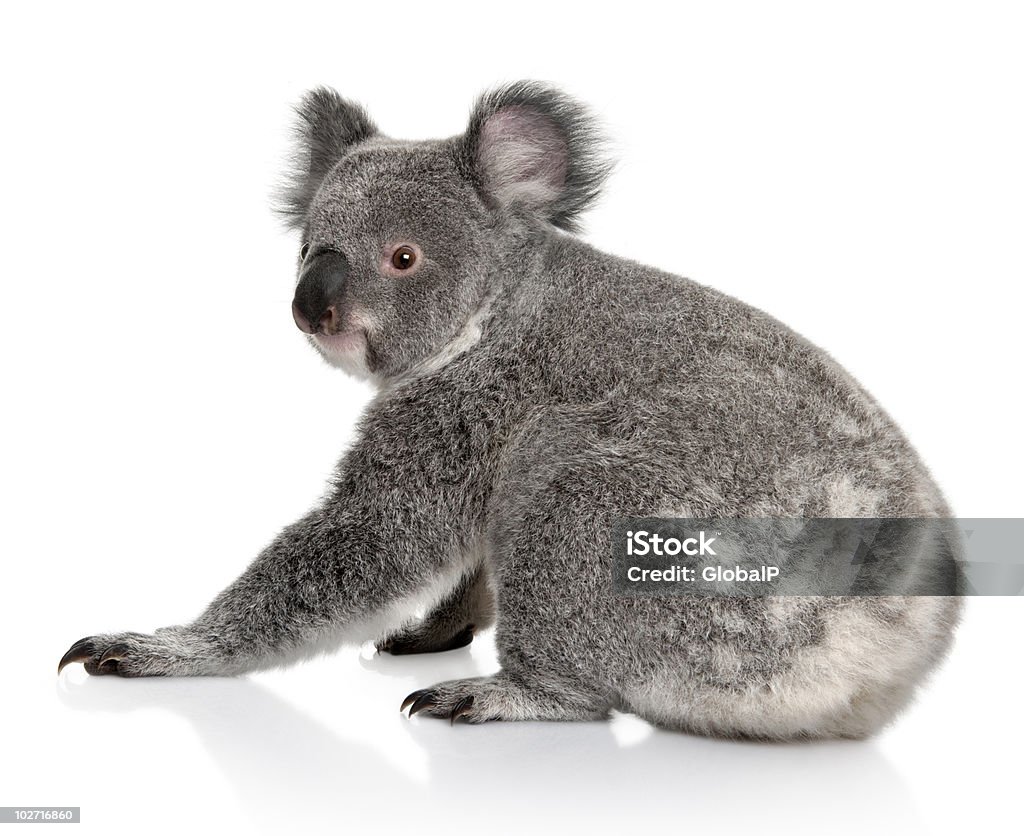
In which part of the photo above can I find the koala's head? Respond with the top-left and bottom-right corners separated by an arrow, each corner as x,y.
278,81 -> 610,381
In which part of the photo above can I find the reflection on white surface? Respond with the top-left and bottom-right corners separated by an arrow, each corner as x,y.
55,636 -> 922,836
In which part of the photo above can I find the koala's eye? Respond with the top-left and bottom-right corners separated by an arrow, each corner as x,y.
391,246 -> 417,271
382,242 -> 423,277
300,242 -> 310,261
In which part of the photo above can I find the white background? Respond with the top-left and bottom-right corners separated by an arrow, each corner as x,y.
2,2 -> 1022,834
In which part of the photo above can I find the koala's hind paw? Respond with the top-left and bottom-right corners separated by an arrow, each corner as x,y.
376,623 -> 476,656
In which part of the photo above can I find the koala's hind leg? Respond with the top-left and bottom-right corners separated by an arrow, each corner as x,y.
377,563 -> 496,655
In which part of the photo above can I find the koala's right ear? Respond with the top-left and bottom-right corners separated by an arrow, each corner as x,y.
277,87 -> 378,229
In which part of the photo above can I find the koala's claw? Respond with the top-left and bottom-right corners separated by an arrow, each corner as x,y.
58,636 -> 131,676
57,637 -> 97,674
450,696 -> 475,724
403,689 -> 438,717
402,687 -> 477,723
97,643 -> 130,668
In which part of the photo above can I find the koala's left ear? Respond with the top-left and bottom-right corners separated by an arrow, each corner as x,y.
277,87 -> 379,229
457,81 -> 612,232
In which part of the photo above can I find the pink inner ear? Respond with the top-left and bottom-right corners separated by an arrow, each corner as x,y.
478,106 -> 568,204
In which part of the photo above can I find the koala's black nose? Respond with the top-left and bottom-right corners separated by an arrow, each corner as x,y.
292,249 -> 350,335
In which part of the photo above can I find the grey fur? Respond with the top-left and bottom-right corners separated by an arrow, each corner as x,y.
59,82 -> 961,740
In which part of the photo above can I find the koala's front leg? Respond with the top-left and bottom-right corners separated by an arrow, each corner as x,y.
58,432 -> 475,677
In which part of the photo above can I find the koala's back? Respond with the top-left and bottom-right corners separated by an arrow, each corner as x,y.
507,235 -> 947,520
479,235 -> 961,740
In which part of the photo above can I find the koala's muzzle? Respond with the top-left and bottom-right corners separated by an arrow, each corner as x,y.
292,250 -> 350,335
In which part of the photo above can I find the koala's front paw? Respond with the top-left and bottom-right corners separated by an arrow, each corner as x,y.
401,674 -> 612,724
57,630 -> 193,677
402,681 -> 479,724
376,622 -> 476,656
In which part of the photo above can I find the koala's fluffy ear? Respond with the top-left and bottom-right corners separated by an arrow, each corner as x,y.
458,81 -> 612,232
278,87 -> 378,229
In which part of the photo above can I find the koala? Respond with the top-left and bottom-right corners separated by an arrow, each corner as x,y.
59,81 -> 961,740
